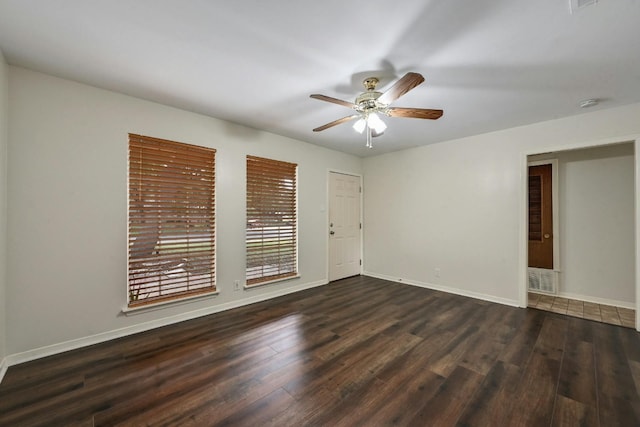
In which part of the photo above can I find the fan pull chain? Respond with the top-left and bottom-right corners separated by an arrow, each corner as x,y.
366,124 -> 372,149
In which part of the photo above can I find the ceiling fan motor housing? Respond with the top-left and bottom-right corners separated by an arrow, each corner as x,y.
363,77 -> 379,91
355,77 -> 387,114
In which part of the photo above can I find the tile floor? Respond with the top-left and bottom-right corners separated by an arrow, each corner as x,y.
528,292 -> 636,329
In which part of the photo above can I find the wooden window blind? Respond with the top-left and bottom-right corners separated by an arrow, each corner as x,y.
246,155 -> 298,286
128,134 -> 216,307
528,175 -> 543,241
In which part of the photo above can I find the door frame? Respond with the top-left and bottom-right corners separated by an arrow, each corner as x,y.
527,159 -> 560,272
519,135 -> 640,331
326,169 -> 364,282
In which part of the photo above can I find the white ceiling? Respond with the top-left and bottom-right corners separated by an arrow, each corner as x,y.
0,0 -> 639,156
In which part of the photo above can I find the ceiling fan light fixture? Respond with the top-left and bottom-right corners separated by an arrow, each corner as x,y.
353,118 -> 366,134
367,113 -> 387,133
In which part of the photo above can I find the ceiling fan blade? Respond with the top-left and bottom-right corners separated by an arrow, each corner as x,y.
313,114 -> 359,132
387,107 -> 443,120
377,72 -> 425,105
310,94 -> 356,109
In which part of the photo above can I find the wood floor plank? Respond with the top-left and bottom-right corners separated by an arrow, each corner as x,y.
456,360 -> 523,426
459,304 -> 518,375
593,322 -> 640,425
1,275 -> 638,426
325,332 -> 421,396
427,322 -> 483,377
303,377 -> 391,427
94,344 -> 278,425
207,387 -> 296,426
374,330 -> 455,384
408,365 -> 484,426
335,368 -> 445,426
619,324 -> 640,362
557,339 -> 597,407
499,308 -> 545,367
533,314 -> 568,360
629,360 -> 640,399
262,386 -> 337,427
551,395 -> 599,427
500,347 -> 563,425
279,327 -> 408,400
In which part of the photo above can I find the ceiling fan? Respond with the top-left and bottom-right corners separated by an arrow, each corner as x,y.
310,72 -> 443,148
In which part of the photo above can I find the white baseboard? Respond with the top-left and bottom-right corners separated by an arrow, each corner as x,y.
0,356 -> 7,384
2,279 -> 327,378
557,291 -> 635,309
363,271 -> 520,307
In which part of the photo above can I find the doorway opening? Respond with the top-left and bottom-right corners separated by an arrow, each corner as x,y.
527,161 -> 558,295
523,141 -> 638,330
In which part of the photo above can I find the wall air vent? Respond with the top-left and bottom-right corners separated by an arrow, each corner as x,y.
528,268 -> 558,294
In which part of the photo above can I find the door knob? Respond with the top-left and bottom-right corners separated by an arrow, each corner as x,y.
330,231 -> 335,235
544,234 -> 550,239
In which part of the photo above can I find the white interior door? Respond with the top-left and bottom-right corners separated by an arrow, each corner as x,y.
329,172 -> 361,281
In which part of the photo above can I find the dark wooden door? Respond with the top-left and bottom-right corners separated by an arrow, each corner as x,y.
528,164 -> 553,269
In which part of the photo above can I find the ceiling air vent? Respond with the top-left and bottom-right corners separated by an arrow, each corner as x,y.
570,0 -> 597,14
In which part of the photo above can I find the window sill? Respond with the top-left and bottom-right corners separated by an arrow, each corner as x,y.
244,274 -> 300,289
121,290 -> 219,316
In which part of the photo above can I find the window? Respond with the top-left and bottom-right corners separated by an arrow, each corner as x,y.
128,134 -> 216,307
246,155 -> 298,286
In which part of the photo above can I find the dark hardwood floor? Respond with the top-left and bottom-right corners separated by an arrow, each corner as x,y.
1,275 -> 639,426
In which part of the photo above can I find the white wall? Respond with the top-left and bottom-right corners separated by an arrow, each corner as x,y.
0,50 -> 8,368
556,144 -> 635,304
363,103 -> 640,305
5,65 -> 640,362
6,67 -> 361,357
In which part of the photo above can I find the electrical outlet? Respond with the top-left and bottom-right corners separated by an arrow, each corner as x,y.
434,268 -> 441,278
234,280 -> 241,291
